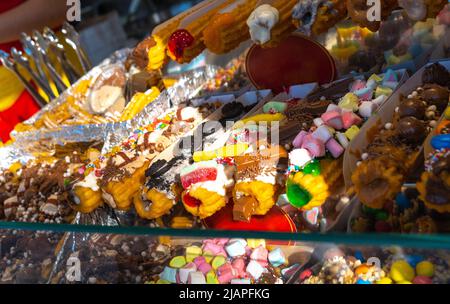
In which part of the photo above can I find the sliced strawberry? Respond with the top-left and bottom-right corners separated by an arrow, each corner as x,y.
168,29 -> 194,60
181,167 -> 217,189
183,192 -> 202,208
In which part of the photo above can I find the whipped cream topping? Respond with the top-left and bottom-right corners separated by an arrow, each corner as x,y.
247,4 -> 279,45
190,163 -> 234,196
75,172 -> 100,191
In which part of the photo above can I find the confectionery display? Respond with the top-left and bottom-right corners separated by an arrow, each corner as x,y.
2,0 -> 450,285
297,246 -> 450,284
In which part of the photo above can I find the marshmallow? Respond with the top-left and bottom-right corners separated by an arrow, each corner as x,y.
202,242 -> 227,259
268,248 -> 286,267
372,94 -> 387,107
366,79 -> 378,89
188,271 -> 206,284
312,125 -> 334,143
382,69 -> 398,89
321,111 -> 344,130
217,263 -> 236,284
350,79 -> 367,92
229,238 -> 247,247
338,93 -> 359,112
292,130 -> 308,148
375,86 -> 393,98
354,87 -> 374,101
179,263 -> 197,284
345,125 -> 360,140
336,132 -> 350,148
225,240 -> 246,257
247,239 -> 266,249
246,260 -> 266,280
193,256 -> 207,267
250,245 -> 269,267
289,148 -> 312,168
206,271 -> 219,284
368,73 -> 383,83
185,246 -> 202,262
359,101 -> 378,118
197,261 -> 212,275
231,279 -> 252,284
160,266 -> 177,283
232,258 -> 247,277
301,135 -> 326,157
326,138 -> 345,158
211,255 -> 226,270
169,256 -> 187,268
342,111 -> 363,129
313,117 -> 324,127
212,238 -> 230,245
326,103 -> 341,113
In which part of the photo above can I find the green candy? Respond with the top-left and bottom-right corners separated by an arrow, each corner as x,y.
287,180 -> 312,208
169,256 -> 186,268
302,160 -> 321,176
375,211 -> 389,221
263,101 -> 288,114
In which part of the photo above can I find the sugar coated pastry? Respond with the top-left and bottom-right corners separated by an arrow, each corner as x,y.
417,149 -> 450,213
292,0 -> 347,36
166,0 -> 236,64
232,143 -> 288,222
203,0 -> 259,54
181,160 -> 235,219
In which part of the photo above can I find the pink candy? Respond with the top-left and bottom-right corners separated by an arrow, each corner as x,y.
202,242 -> 227,257
321,111 -> 344,130
301,135 -> 325,157
326,138 -> 344,158
250,245 -> 269,267
194,256 -> 207,267
217,263 -> 237,284
232,258 -> 247,278
197,262 -> 212,275
342,111 -> 363,129
292,131 -> 308,148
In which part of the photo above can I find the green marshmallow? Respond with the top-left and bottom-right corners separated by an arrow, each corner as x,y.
185,246 -> 202,262
211,256 -> 226,270
169,256 -> 187,268
206,271 -> 219,284
375,86 -> 393,98
263,101 -> 288,114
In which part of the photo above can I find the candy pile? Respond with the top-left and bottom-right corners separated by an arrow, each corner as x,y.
153,239 -> 296,284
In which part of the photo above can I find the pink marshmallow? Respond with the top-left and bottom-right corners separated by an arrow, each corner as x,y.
350,79 -> 366,92
292,130 -> 308,148
202,242 -> 227,257
321,111 -> 344,130
342,111 -> 363,129
217,263 -> 236,284
250,245 -> 269,267
194,256 -> 207,267
301,135 -> 326,158
213,238 -> 229,245
232,258 -> 247,278
326,138 -> 345,158
197,262 -> 212,275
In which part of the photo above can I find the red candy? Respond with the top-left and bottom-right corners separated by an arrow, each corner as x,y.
168,29 -> 195,60
183,193 -> 202,208
413,276 -> 433,284
181,167 -> 217,189
375,220 -> 392,232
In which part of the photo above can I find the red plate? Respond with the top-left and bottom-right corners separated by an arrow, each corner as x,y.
245,33 -> 337,94
203,203 -> 297,245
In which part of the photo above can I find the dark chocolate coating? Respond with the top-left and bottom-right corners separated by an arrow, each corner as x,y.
396,116 -> 426,144
398,98 -> 426,119
422,63 -> 450,89
221,101 -> 244,119
422,84 -> 449,113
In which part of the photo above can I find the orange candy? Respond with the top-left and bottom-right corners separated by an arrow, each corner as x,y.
355,264 -> 370,275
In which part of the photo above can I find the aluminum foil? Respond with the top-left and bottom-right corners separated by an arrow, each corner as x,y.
0,142 -> 34,169
101,65 -> 218,153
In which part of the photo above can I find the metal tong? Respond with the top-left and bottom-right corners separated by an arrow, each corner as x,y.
0,51 -> 47,108
32,30 -> 68,94
42,27 -> 81,84
61,22 -> 92,74
9,47 -> 56,100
